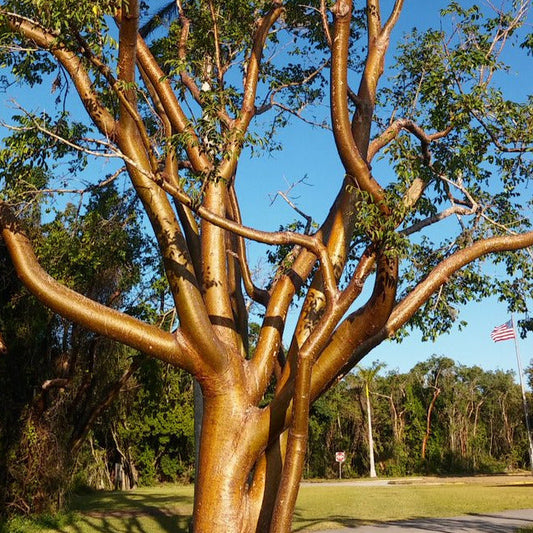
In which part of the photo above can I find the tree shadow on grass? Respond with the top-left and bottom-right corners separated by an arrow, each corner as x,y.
56,489 -> 194,533
292,512 -> 533,532
291,507 -> 366,532
492,483 -> 533,488
66,512 -> 190,533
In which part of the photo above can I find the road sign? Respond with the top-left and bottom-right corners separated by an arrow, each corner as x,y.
335,451 -> 346,463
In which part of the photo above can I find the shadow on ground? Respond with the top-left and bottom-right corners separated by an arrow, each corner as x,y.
293,511 -> 533,532
61,490 -> 194,533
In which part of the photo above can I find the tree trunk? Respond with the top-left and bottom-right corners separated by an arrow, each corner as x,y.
422,387 -> 440,460
192,393 -> 262,532
365,383 -> 377,478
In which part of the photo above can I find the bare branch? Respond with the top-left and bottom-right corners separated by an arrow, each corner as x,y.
269,176 -> 314,234
401,205 -> 477,236
258,101 -> 331,130
368,118 -> 453,162
41,378 -> 70,391
320,0 -> 333,47
470,110 -> 533,153
256,60 -> 329,116
228,187 -> 270,307
157,173 -> 338,301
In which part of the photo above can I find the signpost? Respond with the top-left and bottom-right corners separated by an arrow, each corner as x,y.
335,451 -> 346,479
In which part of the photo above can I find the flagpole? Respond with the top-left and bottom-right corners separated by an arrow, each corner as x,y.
511,315 -> 533,473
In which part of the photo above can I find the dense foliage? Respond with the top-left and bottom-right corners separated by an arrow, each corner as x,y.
0,185 -> 150,514
307,357 -> 533,478
70,355 -> 533,487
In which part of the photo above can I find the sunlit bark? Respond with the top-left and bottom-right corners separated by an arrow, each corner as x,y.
1,0 -> 532,530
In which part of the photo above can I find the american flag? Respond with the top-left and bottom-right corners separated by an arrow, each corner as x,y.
490,320 -> 516,342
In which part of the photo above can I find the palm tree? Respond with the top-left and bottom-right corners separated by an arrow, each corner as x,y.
356,361 -> 385,478
139,2 -> 178,39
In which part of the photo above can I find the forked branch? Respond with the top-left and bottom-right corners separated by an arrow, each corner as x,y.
346,230 -> 533,372
330,0 -> 389,211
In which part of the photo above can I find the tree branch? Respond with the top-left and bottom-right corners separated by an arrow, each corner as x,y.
0,202 -> 192,369
135,35 -> 212,174
381,0 -> 404,39
201,178 -> 240,351
347,230 -> 533,373
401,205 -> 477,236
320,0 -> 333,48
368,119 -> 453,162
2,11 -> 116,137
159,173 -> 337,294
208,0 -> 224,89
271,249 -> 378,531
260,250 -> 398,457
228,187 -> 270,307
330,0 -> 388,211
219,3 -> 284,180
107,8 -> 227,375
310,251 -> 398,393
70,357 -> 141,455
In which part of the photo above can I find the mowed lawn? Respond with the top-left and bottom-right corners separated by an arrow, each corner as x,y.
9,475 -> 533,532
295,477 -> 533,531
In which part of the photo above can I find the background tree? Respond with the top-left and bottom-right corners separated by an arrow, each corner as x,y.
110,359 -> 195,487
355,361 -> 385,478
410,356 -> 455,462
305,356 -> 532,478
373,369 -> 410,473
0,183 -> 151,514
1,0 -> 532,531
306,380 -> 360,478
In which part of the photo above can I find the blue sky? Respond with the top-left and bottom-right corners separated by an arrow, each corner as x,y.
1,1 -> 531,381
233,1 -> 533,379
235,118 -> 533,380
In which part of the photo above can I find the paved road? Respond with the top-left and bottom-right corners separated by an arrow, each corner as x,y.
316,508 -> 533,532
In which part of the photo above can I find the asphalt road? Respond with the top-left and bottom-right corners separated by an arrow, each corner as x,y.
316,508 -> 533,532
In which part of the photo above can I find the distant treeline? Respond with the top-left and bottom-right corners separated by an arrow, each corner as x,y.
308,356 -> 533,478
83,354 -> 533,487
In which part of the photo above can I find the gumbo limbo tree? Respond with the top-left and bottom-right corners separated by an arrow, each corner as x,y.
1,0 -> 533,530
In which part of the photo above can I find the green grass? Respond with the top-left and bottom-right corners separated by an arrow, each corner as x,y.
294,481 -> 533,531
3,477 -> 532,532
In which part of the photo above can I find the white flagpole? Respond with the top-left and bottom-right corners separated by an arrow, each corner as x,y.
511,315 -> 533,473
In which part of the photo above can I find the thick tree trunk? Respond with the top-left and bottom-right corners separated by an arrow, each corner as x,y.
191,390 -> 290,533
192,394 -> 259,532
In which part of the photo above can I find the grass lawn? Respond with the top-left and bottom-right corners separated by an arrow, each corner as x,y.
4,475 -> 532,532
295,478 -> 533,531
